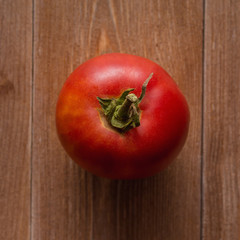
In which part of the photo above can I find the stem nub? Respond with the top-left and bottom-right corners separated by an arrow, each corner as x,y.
97,73 -> 153,133
116,94 -> 138,120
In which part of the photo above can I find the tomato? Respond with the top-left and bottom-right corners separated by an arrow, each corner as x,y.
56,53 -> 190,179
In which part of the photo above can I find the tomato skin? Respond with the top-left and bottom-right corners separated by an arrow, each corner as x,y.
56,53 -> 190,179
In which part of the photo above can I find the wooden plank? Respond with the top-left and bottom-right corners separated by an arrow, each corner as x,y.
32,1 -> 92,239
0,0 -> 32,240
32,0 -> 203,239
203,0 -> 240,239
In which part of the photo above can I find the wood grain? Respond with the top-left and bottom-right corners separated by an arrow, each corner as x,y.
2,0 -> 240,239
0,0 -> 32,240
203,0 -> 240,239
32,1 -> 88,239
32,0 -> 203,239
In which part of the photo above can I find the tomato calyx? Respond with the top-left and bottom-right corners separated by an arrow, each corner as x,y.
97,73 -> 153,133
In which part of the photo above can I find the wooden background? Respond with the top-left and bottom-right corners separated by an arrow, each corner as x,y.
0,0 -> 239,239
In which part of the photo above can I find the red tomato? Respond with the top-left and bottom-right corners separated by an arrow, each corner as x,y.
56,53 -> 190,179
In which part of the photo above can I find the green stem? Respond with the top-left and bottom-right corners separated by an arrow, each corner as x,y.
116,94 -> 138,120
97,73 -> 153,133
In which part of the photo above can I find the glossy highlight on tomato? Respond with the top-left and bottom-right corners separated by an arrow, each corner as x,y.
56,53 -> 190,179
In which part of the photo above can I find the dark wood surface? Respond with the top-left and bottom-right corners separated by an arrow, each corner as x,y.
0,0 -> 32,240
203,0 -> 240,239
0,0 -> 239,239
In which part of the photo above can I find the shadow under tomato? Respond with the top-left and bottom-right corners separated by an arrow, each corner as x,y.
78,156 -> 199,240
